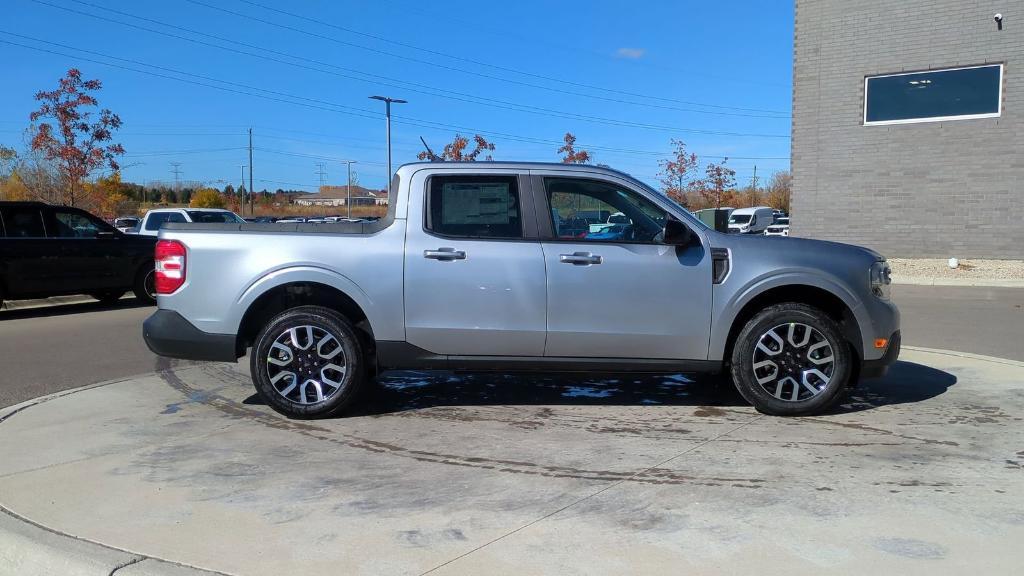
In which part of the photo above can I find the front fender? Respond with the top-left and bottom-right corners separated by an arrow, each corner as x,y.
708,270 -> 870,361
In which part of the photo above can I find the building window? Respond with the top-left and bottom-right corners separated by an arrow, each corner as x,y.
864,64 -> 1002,125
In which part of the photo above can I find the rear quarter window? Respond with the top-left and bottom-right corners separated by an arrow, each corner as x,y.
0,207 -> 46,237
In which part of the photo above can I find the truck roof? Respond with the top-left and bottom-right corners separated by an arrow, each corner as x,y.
398,161 -> 641,183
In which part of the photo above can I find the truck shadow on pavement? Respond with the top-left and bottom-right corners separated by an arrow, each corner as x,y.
240,360 -> 955,417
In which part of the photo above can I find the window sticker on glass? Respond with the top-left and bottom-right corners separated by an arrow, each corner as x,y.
441,182 -> 513,225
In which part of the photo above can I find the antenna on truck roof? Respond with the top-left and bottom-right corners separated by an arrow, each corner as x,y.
419,136 -> 443,162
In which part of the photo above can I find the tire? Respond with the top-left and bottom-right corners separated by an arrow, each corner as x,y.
90,291 -> 126,304
133,266 -> 156,304
729,303 -> 852,416
250,305 -> 365,419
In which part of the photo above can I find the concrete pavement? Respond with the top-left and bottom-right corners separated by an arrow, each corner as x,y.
1,347 -> 1022,575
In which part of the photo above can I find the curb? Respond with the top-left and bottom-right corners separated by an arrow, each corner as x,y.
0,507 -> 227,576
1,369 -> 225,575
893,277 -> 1024,287
1,349 -> 1022,575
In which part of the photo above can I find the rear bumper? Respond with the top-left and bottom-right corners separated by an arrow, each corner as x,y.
143,309 -> 237,362
860,330 -> 901,379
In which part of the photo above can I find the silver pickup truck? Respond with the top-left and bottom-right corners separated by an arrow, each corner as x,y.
143,162 -> 899,418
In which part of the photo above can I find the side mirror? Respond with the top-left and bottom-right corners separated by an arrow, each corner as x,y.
663,216 -> 693,246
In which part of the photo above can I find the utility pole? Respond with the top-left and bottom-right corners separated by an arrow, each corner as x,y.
315,162 -> 328,188
240,164 -> 247,214
248,128 -> 254,216
750,164 -> 759,207
344,160 -> 357,219
170,162 -> 183,200
369,95 -> 407,194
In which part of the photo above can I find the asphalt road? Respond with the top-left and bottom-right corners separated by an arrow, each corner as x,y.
0,285 -> 1021,408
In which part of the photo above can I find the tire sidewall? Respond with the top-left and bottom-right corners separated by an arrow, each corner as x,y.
250,305 -> 363,419
133,266 -> 157,304
731,304 -> 851,416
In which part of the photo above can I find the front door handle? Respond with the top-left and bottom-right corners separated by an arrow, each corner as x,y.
559,252 -> 602,265
424,248 -> 467,261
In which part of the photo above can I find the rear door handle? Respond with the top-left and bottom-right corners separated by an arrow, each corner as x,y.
424,248 -> 467,261
559,252 -> 602,265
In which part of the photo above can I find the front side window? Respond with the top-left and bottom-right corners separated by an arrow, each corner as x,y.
546,178 -> 666,243
426,175 -> 522,239
864,64 -> 1002,125
52,210 -> 103,238
1,207 -> 45,237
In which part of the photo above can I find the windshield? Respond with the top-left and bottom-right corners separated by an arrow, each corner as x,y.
186,211 -> 244,223
114,218 -> 138,226
775,217 -> 789,225
729,214 -> 752,224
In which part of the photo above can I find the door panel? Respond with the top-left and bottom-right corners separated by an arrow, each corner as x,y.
533,172 -> 713,360
542,242 -> 711,359
403,171 -> 547,356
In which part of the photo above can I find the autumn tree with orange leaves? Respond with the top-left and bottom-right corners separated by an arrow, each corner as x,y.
418,134 -> 495,161
557,132 -> 592,164
658,139 -> 699,207
29,69 -> 124,207
695,158 -> 737,209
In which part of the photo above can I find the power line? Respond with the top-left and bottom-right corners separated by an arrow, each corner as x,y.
48,0 -> 788,121
184,0 -> 789,116
0,31 -> 787,140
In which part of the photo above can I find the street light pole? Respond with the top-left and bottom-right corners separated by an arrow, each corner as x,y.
369,95 -> 407,194
344,160 -> 357,219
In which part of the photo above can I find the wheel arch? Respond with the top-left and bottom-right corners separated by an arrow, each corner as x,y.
714,280 -> 865,368
236,281 -> 376,361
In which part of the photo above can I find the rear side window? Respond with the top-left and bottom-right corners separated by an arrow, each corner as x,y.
426,175 -> 522,239
0,207 -> 45,238
186,211 -> 242,223
144,212 -> 186,231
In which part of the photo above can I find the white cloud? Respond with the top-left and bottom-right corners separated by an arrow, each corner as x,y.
616,47 -> 646,59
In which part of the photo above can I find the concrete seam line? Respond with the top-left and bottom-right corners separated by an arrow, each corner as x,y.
0,504 -> 235,576
902,345 -> 1024,368
418,414 -> 765,575
108,556 -> 146,575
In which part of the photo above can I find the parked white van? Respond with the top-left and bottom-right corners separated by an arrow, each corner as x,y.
727,206 -> 774,234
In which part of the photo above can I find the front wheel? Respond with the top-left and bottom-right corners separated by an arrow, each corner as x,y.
730,303 -> 852,416
250,305 -> 365,419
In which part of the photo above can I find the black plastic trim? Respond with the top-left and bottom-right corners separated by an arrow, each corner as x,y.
376,341 -> 721,374
860,330 -> 901,379
143,309 -> 238,362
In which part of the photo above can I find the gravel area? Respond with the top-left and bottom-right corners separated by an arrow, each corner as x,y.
889,258 -> 1024,280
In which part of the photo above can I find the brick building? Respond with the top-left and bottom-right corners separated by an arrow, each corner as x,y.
792,0 -> 1022,258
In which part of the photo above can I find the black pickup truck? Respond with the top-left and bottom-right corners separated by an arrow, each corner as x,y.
0,201 -> 156,308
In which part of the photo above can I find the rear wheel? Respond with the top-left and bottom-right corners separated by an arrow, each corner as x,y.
250,305 -> 365,419
133,266 -> 156,304
90,291 -> 126,304
730,303 -> 851,416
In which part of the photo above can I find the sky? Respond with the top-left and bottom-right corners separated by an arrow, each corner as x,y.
0,0 -> 794,193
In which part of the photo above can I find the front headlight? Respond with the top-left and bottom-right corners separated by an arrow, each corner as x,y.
870,260 -> 892,299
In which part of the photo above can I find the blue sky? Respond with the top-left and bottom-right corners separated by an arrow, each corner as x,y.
0,0 -> 794,192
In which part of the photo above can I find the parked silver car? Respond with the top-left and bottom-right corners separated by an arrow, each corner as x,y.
143,163 -> 899,418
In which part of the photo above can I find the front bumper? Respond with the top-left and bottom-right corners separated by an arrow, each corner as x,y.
860,330 -> 901,379
143,309 -> 238,362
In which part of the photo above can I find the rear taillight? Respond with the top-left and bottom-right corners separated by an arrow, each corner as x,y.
155,240 -> 186,294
